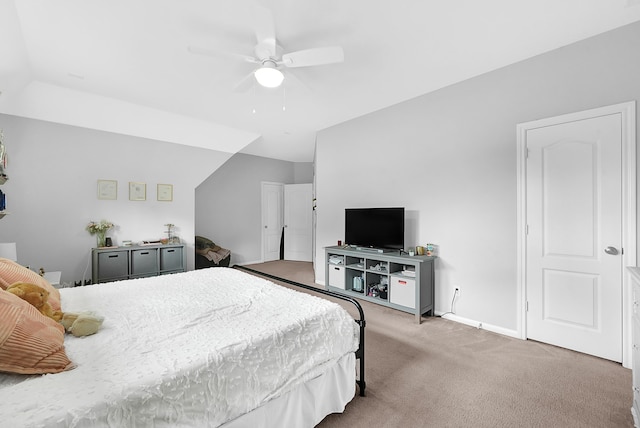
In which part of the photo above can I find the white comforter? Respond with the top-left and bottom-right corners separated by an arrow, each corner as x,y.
0,268 -> 359,427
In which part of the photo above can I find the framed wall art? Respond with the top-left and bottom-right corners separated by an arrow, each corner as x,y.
157,183 -> 173,202
97,179 -> 117,200
129,182 -> 146,201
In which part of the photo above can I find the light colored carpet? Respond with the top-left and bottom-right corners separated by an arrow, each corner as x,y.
242,261 -> 634,428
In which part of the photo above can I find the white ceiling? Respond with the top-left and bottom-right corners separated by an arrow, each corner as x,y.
1,0 -> 640,162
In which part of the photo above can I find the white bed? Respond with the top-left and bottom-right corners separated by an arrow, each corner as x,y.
0,268 -> 360,427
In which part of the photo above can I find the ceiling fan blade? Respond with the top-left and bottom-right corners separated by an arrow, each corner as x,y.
232,71 -> 257,93
281,69 -> 312,93
187,45 -> 257,64
281,46 -> 344,68
252,5 -> 277,58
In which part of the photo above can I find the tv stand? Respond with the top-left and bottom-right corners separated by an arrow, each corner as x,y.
325,246 -> 435,323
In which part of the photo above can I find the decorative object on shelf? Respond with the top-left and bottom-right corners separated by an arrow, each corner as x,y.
157,184 -> 173,202
371,262 -> 387,272
425,243 -> 436,256
162,223 -> 173,244
129,182 -> 146,201
352,275 -> 364,292
97,179 -> 117,200
401,266 -> 416,277
329,255 -> 344,265
86,220 -> 115,248
163,223 -> 181,244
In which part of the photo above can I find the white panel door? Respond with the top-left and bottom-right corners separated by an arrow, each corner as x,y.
261,182 -> 283,262
284,183 -> 312,261
525,112 -> 622,362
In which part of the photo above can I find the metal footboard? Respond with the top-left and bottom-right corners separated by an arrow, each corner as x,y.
234,265 -> 366,397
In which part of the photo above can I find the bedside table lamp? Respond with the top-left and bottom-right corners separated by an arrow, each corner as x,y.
0,242 -> 17,261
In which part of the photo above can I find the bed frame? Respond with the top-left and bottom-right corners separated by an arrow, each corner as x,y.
234,265 -> 366,397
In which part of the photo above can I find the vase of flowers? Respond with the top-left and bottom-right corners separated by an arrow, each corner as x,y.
86,220 -> 114,248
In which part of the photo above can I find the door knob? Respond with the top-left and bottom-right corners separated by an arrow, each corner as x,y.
604,246 -> 619,255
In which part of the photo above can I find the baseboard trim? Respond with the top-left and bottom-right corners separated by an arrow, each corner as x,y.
436,312 -> 520,339
235,260 -> 264,267
274,268 -> 521,340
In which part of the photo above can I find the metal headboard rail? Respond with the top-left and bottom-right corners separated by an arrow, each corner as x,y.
234,264 -> 366,396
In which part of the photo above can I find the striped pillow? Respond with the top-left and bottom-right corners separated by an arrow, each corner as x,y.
0,290 -> 74,374
0,258 -> 61,312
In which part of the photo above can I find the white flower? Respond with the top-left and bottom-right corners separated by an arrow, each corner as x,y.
86,220 -> 114,235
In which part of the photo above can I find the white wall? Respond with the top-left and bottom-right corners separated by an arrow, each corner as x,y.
315,21 -> 640,333
195,153 -> 312,265
294,162 -> 313,183
0,114 -> 231,284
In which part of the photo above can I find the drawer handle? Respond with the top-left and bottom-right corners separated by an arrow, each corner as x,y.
167,249 -> 175,253
398,280 -> 407,285
333,267 -> 340,271
140,252 -> 149,255
108,255 -> 118,258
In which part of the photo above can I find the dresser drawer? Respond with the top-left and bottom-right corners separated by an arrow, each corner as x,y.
96,251 -> 128,281
160,247 -> 183,272
131,248 -> 158,276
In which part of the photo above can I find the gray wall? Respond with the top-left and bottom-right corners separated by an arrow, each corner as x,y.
0,114 -> 231,284
294,162 -> 314,183
195,153 -> 313,265
315,21 -> 640,334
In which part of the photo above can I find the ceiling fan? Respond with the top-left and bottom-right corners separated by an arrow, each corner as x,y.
188,6 -> 344,89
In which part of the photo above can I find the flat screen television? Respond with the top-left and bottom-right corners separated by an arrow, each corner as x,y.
345,207 -> 405,250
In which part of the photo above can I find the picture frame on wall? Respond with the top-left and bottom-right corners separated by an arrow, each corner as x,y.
129,182 -> 146,201
97,179 -> 117,200
157,183 -> 173,202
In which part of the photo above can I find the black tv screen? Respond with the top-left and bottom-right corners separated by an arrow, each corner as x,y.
345,207 -> 405,250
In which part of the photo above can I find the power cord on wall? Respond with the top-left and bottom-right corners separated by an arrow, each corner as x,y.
438,287 -> 459,318
81,247 -> 92,286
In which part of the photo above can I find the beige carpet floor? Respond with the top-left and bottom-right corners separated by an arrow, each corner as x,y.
242,260 -> 634,428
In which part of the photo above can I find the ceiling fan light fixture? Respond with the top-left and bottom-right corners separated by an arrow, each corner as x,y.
254,61 -> 284,88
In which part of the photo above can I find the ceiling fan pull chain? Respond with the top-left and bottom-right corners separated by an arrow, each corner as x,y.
252,84 -> 257,114
282,85 -> 286,112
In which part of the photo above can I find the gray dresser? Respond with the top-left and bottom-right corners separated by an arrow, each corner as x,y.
92,244 -> 185,284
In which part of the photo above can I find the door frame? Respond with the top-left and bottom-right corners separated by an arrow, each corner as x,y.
516,101 -> 636,368
283,183 -> 313,262
261,181 -> 284,263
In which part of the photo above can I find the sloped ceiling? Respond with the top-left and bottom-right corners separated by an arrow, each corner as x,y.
1,0 -> 640,161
